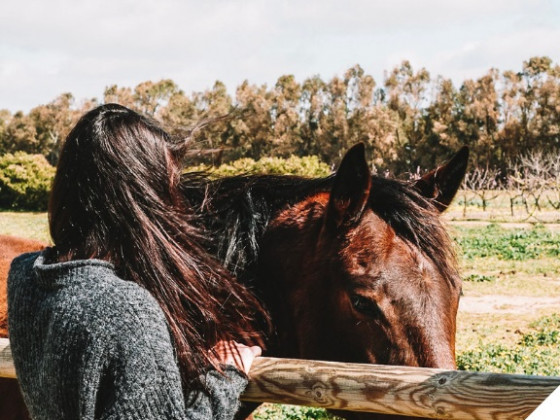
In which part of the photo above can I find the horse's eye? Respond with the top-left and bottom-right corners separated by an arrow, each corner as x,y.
350,294 -> 382,318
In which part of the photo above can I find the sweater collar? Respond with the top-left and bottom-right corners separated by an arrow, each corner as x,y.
33,252 -> 116,287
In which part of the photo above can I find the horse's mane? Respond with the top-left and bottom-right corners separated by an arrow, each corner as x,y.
180,172 -> 459,288
181,174 -> 334,277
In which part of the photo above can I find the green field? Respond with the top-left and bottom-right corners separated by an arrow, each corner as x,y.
450,222 -> 560,376
0,211 -> 50,243
2,206 -> 559,419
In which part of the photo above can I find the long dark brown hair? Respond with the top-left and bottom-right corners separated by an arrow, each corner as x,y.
48,103 -> 265,391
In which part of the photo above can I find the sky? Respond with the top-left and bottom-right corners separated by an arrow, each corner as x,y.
1,0 -> 559,113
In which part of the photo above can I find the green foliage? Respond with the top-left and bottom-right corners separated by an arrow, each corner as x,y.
521,314 -> 560,346
464,274 -> 496,282
454,224 -> 560,260
4,56 -> 560,171
254,404 -> 340,420
0,211 -> 50,242
0,152 -> 55,210
187,155 -> 331,178
457,313 -> 560,376
521,330 -> 560,347
528,313 -> 560,330
457,344 -> 560,376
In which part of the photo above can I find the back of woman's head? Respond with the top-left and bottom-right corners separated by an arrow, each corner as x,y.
50,103 -> 180,256
49,103 -> 265,390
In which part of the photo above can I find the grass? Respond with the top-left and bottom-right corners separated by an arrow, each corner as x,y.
453,223 -> 560,297
2,210 -> 560,418
254,405 -> 341,420
456,310 -> 556,352
456,313 -> 560,376
451,222 -> 560,379
452,223 -> 560,260
459,256 -> 560,297
0,210 -> 50,243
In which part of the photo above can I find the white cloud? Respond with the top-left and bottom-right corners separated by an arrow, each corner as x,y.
0,0 -> 558,112
427,26 -> 560,84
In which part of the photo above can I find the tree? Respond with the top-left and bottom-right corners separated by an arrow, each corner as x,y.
133,79 -> 180,117
270,75 -> 302,157
499,56 -> 559,163
190,81 -> 234,163
3,112 -> 37,154
229,81 -> 273,160
28,93 -> 83,164
456,69 -> 500,168
103,84 -> 135,109
384,60 -> 431,171
159,91 -> 200,135
320,75 -> 350,162
464,167 -> 501,212
299,75 -> 328,157
422,77 -> 463,169
0,109 -> 12,154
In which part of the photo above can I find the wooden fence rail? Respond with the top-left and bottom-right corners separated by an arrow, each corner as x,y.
1,338 -> 559,419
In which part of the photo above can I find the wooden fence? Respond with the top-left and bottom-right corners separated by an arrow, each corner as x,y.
1,337 -> 559,419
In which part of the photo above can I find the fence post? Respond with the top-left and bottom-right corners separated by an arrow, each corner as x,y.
2,338 -> 560,419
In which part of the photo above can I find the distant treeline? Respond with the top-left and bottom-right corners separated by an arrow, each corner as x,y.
0,56 -> 558,172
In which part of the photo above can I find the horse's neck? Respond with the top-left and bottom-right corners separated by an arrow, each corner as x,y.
256,195 -> 329,357
189,175 -> 333,282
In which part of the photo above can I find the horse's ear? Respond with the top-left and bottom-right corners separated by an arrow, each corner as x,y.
325,143 -> 372,229
414,146 -> 469,212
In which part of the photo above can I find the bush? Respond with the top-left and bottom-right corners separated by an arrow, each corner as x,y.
0,152 -> 55,211
454,223 -> 560,260
457,314 -> 560,376
463,274 -> 496,282
254,404 -> 340,420
187,155 -> 331,178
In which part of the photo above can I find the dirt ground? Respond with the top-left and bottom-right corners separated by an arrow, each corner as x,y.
460,295 -> 560,314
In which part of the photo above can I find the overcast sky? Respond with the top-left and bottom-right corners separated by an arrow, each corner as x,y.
1,0 -> 559,113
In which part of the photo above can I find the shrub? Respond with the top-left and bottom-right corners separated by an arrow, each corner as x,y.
187,155 -> 331,178
521,314 -> 560,346
454,223 -> 560,260
0,152 -> 55,211
464,274 -> 496,282
457,343 -> 560,376
254,404 -> 340,420
457,314 -> 560,376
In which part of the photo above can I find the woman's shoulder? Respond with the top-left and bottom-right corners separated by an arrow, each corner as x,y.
9,251 -> 167,334
9,251 -> 41,275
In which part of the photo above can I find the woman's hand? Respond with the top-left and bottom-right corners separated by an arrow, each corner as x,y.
212,341 -> 262,374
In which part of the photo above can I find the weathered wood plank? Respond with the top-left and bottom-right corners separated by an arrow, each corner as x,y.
0,337 -> 15,379
1,338 -> 559,419
244,357 -> 560,419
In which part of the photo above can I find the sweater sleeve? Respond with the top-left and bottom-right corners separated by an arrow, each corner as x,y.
193,366 -> 248,420
97,287 -> 247,420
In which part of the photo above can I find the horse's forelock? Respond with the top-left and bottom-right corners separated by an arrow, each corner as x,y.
367,176 -> 460,289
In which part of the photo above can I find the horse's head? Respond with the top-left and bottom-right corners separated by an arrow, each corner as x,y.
259,144 -> 467,418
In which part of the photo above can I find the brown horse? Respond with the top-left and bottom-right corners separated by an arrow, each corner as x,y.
1,235 -> 46,420
0,236 -> 47,337
1,144 -> 468,420
184,143 -> 468,419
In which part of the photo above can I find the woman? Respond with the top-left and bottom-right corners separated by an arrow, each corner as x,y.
8,103 -> 266,419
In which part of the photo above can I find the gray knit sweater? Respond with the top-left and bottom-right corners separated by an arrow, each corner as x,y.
8,252 -> 248,420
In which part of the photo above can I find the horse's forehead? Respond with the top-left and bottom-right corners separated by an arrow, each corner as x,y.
345,211 -> 395,253
343,211 -> 435,278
